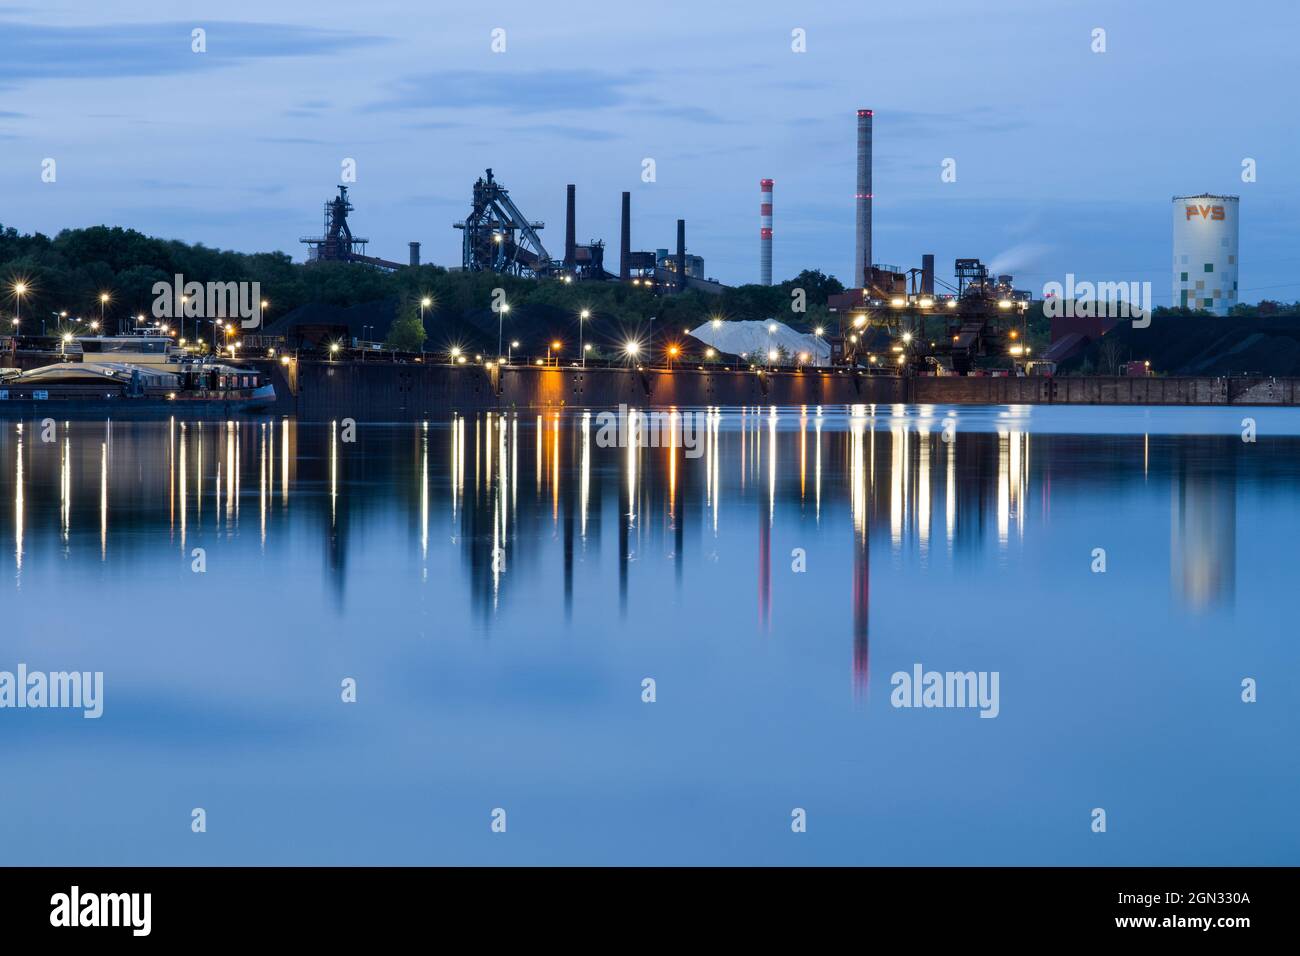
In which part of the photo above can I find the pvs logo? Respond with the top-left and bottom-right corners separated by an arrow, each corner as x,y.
1185,204 -> 1225,221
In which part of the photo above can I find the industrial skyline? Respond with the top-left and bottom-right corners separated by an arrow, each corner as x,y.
0,1 -> 1295,304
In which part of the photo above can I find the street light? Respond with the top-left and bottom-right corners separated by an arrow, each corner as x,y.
12,282 -> 26,326
548,340 -> 561,365
329,342 -> 340,362
579,309 -> 590,367
498,302 -> 510,361
509,340 -> 520,364
99,292 -> 110,331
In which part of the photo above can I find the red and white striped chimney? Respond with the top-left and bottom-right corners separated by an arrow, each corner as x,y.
760,178 -> 774,286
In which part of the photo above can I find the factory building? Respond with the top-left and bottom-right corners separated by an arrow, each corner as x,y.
1172,194 -> 1239,315
656,249 -> 705,279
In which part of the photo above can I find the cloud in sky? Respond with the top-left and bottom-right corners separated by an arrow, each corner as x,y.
0,19 -> 385,88
373,68 -> 641,112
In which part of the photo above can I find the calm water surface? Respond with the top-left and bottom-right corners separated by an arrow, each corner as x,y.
1,404 -> 1297,865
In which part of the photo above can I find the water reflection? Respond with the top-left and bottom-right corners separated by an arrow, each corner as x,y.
0,410 -> 1289,678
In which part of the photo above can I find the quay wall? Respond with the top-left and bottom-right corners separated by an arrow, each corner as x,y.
207,360 -> 1300,420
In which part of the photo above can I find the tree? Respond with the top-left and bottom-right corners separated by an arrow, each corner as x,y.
386,298 -> 427,352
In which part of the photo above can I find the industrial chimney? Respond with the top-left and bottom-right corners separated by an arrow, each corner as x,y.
409,241 -> 421,268
676,219 -> 686,292
760,179 -> 773,286
855,108 -> 873,290
564,184 -> 576,270
620,191 -> 631,281
921,253 -> 934,296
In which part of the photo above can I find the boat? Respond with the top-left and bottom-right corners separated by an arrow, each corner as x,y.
0,336 -> 276,416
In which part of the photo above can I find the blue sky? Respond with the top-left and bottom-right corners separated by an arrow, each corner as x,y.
0,0 -> 1296,303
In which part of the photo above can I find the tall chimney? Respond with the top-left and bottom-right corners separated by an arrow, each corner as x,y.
620,191 -> 631,281
564,184 -> 576,270
676,219 -> 687,292
760,179 -> 774,286
921,253 -> 934,295
854,108 -> 873,290
409,241 -> 420,267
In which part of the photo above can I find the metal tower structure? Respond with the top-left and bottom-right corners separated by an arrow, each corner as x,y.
298,185 -> 409,270
301,185 -> 369,262
453,169 -> 552,277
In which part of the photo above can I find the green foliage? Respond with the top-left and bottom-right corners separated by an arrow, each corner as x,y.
385,297 -> 428,352
0,222 -> 859,347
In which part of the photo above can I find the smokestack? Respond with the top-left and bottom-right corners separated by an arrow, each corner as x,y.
564,184 -> 576,270
409,241 -> 421,267
921,253 -> 934,295
676,219 -> 686,292
760,179 -> 774,286
620,191 -> 631,281
854,108 -> 873,290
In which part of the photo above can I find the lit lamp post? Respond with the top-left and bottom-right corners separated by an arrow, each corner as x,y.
329,342 -> 340,363
498,302 -> 509,361
509,340 -> 520,364
99,292 -> 109,332
579,309 -> 590,367
12,282 -> 26,328
61,332 -> 72,357
548,340 -> 561,366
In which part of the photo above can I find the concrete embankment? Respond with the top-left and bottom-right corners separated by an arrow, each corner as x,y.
247,359 -> 1300,420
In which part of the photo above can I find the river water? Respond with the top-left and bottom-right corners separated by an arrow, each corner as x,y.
0,404 -> 1296,864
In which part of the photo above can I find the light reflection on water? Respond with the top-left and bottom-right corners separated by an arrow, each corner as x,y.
0,405 -> 1298,865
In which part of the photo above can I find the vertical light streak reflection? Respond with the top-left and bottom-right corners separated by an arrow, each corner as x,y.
330,419 -> 338,527
815,409 -> 823,522
14,425 -> 24,575
997,429 -> 1010,546
179,424 -> 188,550
799,408 -> 807,502
767,406 -> 777,525
945,430 -> 956,548
850,404 -> 870,690
551,413 -> 559,523
710,409 -> 721,534
449,415 -> 458,521
259,422 -> 267,547
99,440 -> 108,560
281,417 -> 290,504
61,434 -> 71,543
917,424 -> 931,557
890,422 -> 907,548
420,423 -> 429,560
580,412 -> 591,538
168,417 -> 175,536
499,413 -> 509,544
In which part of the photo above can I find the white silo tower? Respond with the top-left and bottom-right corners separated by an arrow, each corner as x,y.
1172,194 -> 1239,315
